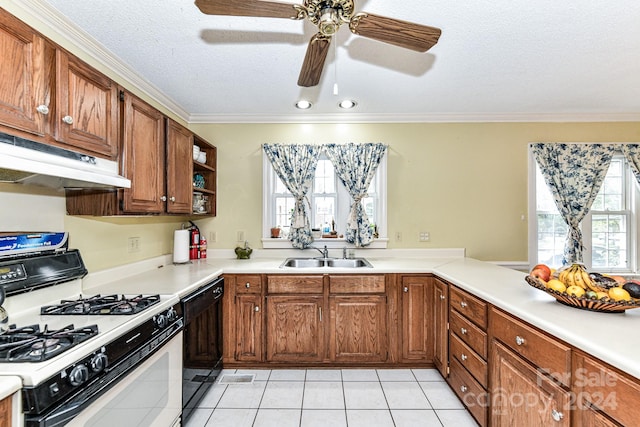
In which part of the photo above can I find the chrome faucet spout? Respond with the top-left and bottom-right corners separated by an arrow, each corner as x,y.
310,245 -> 329,259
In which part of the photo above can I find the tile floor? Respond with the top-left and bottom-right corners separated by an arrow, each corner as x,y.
184,368 -> 477,427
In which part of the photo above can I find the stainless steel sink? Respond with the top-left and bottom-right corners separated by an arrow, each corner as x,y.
279,257 -> 372,268
326,258 -> 373,268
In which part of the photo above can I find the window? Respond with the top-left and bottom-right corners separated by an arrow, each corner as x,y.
530,153 -> 638,272
263,152 -> 387,248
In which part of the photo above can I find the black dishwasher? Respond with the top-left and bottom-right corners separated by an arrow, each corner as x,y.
181,276 -> 224,421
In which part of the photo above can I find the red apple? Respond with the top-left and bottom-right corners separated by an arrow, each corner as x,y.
530,264 -> 551,282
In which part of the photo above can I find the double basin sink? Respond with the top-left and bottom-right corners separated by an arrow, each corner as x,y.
280,257 -> 373,268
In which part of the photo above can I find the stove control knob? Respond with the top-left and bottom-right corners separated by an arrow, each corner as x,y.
90,353 -> 108,373
166,307 -> 178,323
69,364 -> 89,387
155,313 -> 168,329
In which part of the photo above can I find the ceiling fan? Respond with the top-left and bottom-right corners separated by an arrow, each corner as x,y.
194,0 -> 442,87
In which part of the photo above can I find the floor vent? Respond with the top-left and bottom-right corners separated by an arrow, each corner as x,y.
218,373 -> 256,385
191,375 -> 217,382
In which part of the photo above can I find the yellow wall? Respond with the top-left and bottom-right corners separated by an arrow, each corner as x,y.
188,122 -> 640,261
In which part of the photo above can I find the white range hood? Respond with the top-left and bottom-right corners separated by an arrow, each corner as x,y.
0,132 -> 130,189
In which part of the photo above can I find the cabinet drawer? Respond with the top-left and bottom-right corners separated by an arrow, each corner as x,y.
450,332 -> 488,388
449,357 -> 488,427
267,275 -> 323,294
573,352 -> 640,427
449,286 -> 487,329
329,275 -> 385,294
234,275 -> 262,294
491,308 -> 571,385
450,309 -> 487,359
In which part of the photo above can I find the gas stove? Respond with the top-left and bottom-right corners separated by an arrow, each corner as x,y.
0,237 -> 183,426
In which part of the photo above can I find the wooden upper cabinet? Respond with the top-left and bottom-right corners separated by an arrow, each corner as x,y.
121,91 -> 165,213
0,11 -> 51,136
54,50 -> 118,159
166,119 -> 194,214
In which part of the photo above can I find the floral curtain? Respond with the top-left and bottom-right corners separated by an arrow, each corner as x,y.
263,144 -> 322,249
531,143 -> 615,265
620,144 -> 640,185
324,143 -> 387,247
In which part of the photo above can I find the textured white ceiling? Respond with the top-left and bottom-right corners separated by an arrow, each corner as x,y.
26,0 -> 640,122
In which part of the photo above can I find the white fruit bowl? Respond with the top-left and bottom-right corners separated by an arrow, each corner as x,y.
525,275 -> 640,313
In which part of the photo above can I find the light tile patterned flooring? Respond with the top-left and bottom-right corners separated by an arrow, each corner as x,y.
185,368 -> 477,427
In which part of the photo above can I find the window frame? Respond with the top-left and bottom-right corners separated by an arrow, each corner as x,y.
528,149 -> 639,272
262,150 -> 388,249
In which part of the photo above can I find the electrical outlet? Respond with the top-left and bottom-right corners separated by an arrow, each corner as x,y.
237,230 -> 245,242
395,232 -> 402,242
419,231 -> 430,242
127,237 -> 140,253
209,231 -> 217,243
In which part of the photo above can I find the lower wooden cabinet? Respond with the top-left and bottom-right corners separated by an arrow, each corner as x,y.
0,394 -> 11,427
400,275 -> 433,363
433,277 -> 449,378
490,340 -> 570,426
266,295 -> 324,362
235,294 -> 263,362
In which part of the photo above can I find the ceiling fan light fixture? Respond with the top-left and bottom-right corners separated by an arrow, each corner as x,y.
295,100 -> 313,109
338,99 -> 357,109
319,7 -> 340,36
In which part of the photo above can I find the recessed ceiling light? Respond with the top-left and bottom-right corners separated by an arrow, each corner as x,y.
338,99 -> 357,109
295,100 -> 312,109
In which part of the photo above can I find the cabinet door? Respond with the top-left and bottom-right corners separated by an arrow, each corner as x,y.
236,294 -> 263,362
401,276 -> 433,362
266,295 -> 324,362
490,341 -> 570,426
55,51 -> 118,158
166,119 -> 193,214
433,277 -> 449,377
0,11 -> 49,136
574,404 -> 620,427
330,295 -> 387,362
120,92 -> 165,213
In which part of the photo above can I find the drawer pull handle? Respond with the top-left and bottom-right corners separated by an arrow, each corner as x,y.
461,354 -> 468,361
254,306 -> 259,312
460,327 -> 467,335
551,409 -> 564,422
515,335 -> 525,346
245,283 -> 251,288
460,385 -> 468,393
36,104 -> 49,115
460,301 -> 468,308
440,295 -> 446,300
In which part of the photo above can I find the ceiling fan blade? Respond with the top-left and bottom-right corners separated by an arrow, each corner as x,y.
195,0 -> 301,19
350,13 -> 441,52
298,34 -> 331,87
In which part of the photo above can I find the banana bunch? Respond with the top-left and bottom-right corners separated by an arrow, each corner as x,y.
559,263 -> 606,293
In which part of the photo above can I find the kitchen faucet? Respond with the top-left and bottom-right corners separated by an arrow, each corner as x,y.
311,245 -> 329,259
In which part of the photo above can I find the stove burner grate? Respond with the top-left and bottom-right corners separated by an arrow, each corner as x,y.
40,294 -> 161,315
0,324 -> 99,362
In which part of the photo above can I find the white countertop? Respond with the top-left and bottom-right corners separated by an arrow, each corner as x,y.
0,376 -> 21,400
80,250 -> 640,381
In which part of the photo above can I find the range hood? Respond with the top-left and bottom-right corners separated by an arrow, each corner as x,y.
0,132 -> 130,189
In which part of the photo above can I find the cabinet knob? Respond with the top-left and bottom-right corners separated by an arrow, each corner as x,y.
169,196 -> 176,202
254,306 -> 259,312
403,287 -> 409,293
460,301 -> 468,308
515,335 -> 526,346
160,196 -> 167,202
440,295 -> 446,300
551,409 -> 564,422
245,283 -> 251,288
36,104 -> 49,115
460,327 -> 467,335
62,115 -> 74,125
460,385 -> 468,393
461,354 -> 468,361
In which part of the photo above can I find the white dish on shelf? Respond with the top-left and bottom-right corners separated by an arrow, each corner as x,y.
197,152 -> 207,164
192,145 -> 200,160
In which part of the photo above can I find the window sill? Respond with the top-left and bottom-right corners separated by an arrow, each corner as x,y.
261,237 -> 389,249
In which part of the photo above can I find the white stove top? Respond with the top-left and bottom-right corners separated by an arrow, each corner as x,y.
0,280 -> 179,386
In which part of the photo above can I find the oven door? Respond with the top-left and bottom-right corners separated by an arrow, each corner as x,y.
66,332 -> 183,427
